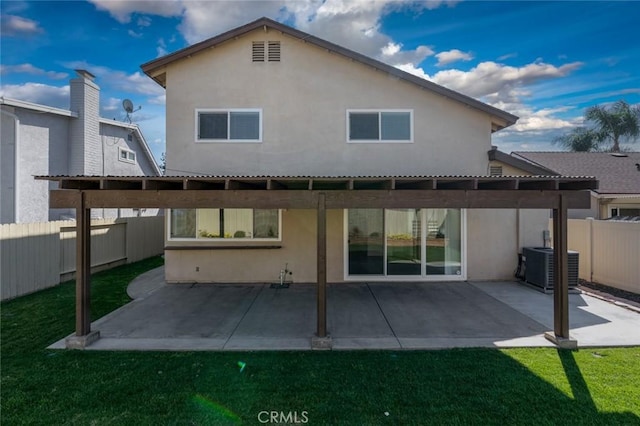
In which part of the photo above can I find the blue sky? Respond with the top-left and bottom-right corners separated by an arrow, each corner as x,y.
2,0 -> 639,164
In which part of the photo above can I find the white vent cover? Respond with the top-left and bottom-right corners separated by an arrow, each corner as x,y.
489,166 -> 503,176
252,41 -> 280,62
268,41 -> 281,62
252,41 -> 265,62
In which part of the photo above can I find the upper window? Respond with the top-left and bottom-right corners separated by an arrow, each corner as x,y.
196,109 -> 262,143
347,110 -> 413,143
118,147 -> 136,164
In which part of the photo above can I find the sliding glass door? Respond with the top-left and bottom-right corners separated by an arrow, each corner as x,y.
347,208 -> 464,279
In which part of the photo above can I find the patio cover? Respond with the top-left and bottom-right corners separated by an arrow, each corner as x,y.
38,174 -> 598,349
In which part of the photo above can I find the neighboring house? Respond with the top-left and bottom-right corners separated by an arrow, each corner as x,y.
0,70 -> 161,223
140,18 -> 564,284
494,151 -> 640,219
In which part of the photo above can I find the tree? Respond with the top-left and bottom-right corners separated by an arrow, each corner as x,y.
554,100 -> 640,152
585,100 -> 640,152
553,127 -> 600,152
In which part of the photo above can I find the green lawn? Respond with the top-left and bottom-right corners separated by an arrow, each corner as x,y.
2,256 -> 639,425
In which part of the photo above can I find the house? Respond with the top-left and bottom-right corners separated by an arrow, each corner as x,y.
34,18 -> 597,349
0,70 -> 161,224
137,17 -> 578,286
492,150 -> 640,219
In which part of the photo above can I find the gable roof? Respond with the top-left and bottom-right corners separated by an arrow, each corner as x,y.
487,148 -> 557,175
141,17 -> 518,132
512,151 -> 640,194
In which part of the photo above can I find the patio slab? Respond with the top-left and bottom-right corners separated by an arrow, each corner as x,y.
49,267 -> 640,351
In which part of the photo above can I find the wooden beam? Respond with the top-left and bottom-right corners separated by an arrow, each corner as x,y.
553,193 -> 569,338
317,193 -> 327,338
75,192 -> 91,336
49,189 -> 592,210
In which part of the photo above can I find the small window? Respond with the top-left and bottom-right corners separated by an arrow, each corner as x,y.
347,110 -> 412,142
196,109 -> 262,142
118,147 -> 136,164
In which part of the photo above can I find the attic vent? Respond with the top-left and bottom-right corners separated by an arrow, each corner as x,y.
268,41 -> 281,62
490,166 -> 503,176
252,41 -> 265,62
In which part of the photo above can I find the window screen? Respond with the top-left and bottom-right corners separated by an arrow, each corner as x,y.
381,112 -> 410,140
230,112 -> 260,140
199,113 -> 227,139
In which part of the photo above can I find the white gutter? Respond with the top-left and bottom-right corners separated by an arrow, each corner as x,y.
0,96 -> 77,118
0,108 -> 20,222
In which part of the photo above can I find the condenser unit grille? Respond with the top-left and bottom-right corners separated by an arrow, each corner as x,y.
523,247 -> 579,291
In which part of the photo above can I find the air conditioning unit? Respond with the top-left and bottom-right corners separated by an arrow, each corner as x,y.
522,247 -> 579,292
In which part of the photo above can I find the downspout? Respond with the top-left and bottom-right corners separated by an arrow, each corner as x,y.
0,108 -> 20,223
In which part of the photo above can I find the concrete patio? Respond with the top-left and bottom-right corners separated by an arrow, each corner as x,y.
50,267 -> 640,351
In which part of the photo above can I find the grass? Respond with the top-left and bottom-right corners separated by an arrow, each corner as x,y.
2,256 -> 639,425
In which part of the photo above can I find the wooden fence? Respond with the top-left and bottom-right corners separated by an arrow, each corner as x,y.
551,218 -> 640,294
1,216 -> 164,301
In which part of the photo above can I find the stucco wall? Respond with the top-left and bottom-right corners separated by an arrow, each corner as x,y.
165,29 -> 493,177
165,209 -> 344,283
467,209 -> 550,280
12,110 -> 70,223
1,108 -> 17,223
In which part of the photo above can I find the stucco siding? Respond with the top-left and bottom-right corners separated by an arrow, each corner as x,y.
165,29 -> 492,177
165,209 -> 344,283
1,109 -> 17,223
13,110 -> 70,223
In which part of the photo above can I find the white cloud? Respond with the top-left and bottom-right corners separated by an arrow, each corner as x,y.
435,49 -> 473,66
128,29 -> 142,38
137,16 -> 152,27
0,63 -> 68,80
430,60 -> 583,102
0,83 -> 69,108
156,38 -> 168,57
0,14 -> 43,36
62,61 -> 165,100
88,0 -> 183,24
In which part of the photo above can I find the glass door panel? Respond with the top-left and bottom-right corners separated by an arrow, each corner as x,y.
348,209 -> 384,275
426,209 -> 462,276
386,209 -> 421,275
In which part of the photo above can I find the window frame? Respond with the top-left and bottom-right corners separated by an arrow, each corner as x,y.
118,146 -> 137,164
195,108 -> 263,143
167,208 -> 282,242
346,109 -> 413,143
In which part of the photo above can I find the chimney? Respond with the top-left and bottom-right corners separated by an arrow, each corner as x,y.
69,69 -> 100,176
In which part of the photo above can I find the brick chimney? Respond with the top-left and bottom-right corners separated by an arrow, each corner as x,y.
69,69 -> 100,176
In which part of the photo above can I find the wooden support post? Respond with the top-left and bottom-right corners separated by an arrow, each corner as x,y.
312,193 -> 331,349
76,192 -> 91,336
317,193 -> 327,337
546,194 -> 576,348
66,192 -> 100,348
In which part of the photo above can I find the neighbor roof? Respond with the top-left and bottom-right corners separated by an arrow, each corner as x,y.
141,17 -> 518,132
512,152 -> 640,194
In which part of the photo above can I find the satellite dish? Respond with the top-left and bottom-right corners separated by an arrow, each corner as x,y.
123,99 -> 134,114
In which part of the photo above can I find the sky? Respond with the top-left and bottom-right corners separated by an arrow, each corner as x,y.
1,0 -> 639,165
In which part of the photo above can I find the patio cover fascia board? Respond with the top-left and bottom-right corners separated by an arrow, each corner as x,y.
40,175 -> 597,210
39,174 -> 597,350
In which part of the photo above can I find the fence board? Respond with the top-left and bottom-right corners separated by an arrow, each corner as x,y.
1,216 -> 164,300
553,218 -> 639,295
